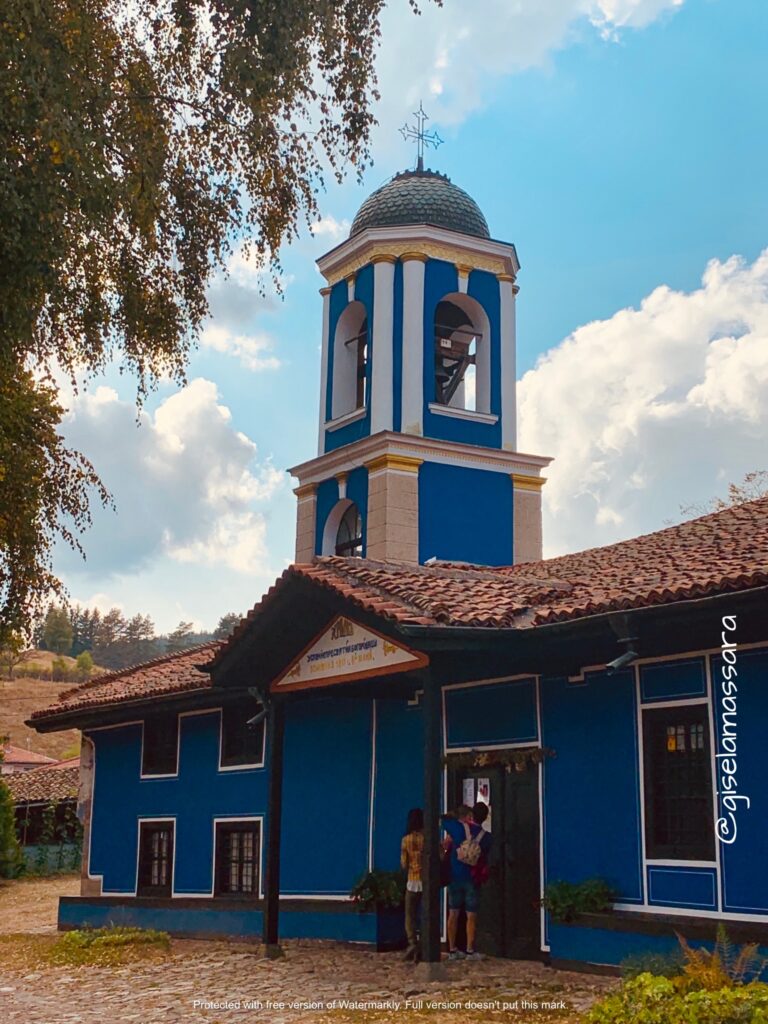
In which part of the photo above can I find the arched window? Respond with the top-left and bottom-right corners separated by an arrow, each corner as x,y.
321,499 -> 364,557
331,301 -> 368,419
335,503 -> 363,557
433,294 -> 490,414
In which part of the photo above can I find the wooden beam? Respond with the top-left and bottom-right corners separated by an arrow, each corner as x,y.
262,697 -> 285,956
420,669 -> 443,965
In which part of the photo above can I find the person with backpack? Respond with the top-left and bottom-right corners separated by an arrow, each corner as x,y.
441,803 -> 492,961
400,807 -> 424,962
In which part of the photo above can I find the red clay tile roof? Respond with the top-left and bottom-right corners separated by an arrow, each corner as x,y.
211,496 -> 768,657
30,498 -> 768,722
5,760 -> 80,803
2,744 -> 58,766
29,643 -> 220,723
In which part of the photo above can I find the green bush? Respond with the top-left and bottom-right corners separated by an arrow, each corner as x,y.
621,948 -> 686,979
350,869 -> 406,912
48,926 -> 170,966
587,973 -> 768,1024
542,877 -> 616,923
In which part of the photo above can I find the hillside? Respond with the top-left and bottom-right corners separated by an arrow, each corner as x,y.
0,677 -> 81,761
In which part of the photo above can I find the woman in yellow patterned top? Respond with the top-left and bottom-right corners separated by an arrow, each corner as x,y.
400,808 -> 424,962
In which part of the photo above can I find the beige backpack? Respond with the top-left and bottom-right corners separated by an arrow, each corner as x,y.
456,822 -> 484,866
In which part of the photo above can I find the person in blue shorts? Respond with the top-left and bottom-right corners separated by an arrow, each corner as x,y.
442,803 -> 492,961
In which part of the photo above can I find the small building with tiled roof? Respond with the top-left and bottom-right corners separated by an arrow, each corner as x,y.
5,757 -> 82,866
1,742 -> 58,775
28,148 -> 768,972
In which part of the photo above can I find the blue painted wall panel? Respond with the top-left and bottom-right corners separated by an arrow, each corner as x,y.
89,712 -> 267,895
393,260 -> 404,433
280,696 -> 372,895
467,269 -> 501,421
715,648 -> 768,915
314,478 -> 339,556
640,659 -> 707,702
418,461 -> 513,565
372,698 -> 424,871
445,679 -> 538,748
541,670 -> 643,903
647,866 -> 717,910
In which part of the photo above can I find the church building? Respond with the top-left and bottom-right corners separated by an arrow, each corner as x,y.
30,157 -> 768,972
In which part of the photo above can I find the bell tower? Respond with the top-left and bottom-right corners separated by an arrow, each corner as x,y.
291,131 -> 551,567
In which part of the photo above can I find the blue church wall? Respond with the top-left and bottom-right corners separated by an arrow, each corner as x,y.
324,264 -> 374,452
541,669 -> 644,906
88,711 -> 268,896
417,461 -> 513,565
444,678 -> 537,749
715,647 -> 768,916
280,696 -> 372,896
422,259 -> 501,449
392,260 -> 404,433
314,478 -> 339,556
372,697 -> 424,872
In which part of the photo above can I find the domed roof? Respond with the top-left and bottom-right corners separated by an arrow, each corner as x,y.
349,170 -> 490,240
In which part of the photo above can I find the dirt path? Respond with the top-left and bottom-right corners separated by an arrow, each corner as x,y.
0,878 -> 617,1023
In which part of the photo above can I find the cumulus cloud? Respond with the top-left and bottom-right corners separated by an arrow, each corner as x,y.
374,0 -> 685,137
58,379 -> 286,577
310,215 -> 351,241
201,324 -> 281,372
518,250 -> 768,556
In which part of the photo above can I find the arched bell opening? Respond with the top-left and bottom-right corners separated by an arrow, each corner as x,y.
331,301 -> 369,419
322,499 -> 364,557
433,293 -> 491,414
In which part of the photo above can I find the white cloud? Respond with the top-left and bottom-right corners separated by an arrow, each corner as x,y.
58,378 -> 286,577
374,0 -> 685,137
310,215 -> 351,241
201,324 -> 281,372
518,250 -> 768,556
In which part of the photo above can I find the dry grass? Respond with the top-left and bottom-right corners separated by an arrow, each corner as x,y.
0,873 -> 80,934
0,677 -> 80,758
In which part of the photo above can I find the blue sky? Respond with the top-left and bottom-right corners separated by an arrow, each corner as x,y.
57,0 -> 768,632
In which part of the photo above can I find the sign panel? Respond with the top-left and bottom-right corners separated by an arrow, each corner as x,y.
272,615 -> 428,692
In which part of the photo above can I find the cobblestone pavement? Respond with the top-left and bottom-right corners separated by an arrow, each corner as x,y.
0,938 -> 618,1024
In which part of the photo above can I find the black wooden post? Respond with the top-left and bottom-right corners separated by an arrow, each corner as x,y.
263,697 -> 285,957
421,669 -> 443,968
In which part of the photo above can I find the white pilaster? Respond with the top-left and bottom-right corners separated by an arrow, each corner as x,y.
370,256 -> 396,434
401,254 -> 426,436
317,287 -> 331,455
499,275 -> 518,450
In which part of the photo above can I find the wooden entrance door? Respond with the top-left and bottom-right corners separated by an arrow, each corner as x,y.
448,756 -> 541,958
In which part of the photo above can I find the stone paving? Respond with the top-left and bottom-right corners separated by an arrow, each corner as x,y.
0,938 -> 618,1024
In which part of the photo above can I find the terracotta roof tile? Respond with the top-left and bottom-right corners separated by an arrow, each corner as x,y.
30,643 -> 220,722
5,761 -> 80,803
2,744 -> 58,766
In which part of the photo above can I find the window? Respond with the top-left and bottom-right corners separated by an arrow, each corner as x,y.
215,821 -> 261,897
141,713 -> 179,776
220,700 -> 265,768
331,301 -> 368,419
137,821 -> 174,897
335,502 -> 363,557
432,293 -> 491,414
643,704 -> 715,861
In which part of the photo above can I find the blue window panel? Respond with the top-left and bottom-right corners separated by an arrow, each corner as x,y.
647,866 -> 717,910
716,647 -> 768,914
541,669 -> 643,904
445,679 -> 537,749
280,696 -> 372,896
88,712 -> 267,896
314,478 -> 339,556
418,461 -> 513,566
640,659 -> 707,702
372,698 -> 424,871
392,260 -> 404,433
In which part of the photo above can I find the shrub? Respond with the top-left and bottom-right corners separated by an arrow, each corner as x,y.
350,869 -> 406,911
542,878 -> 616,923
50,656 -> 72,682
48,927 -> 170,966
587,972 -> 768,1024
75,651 -> 94,680
676,926 -> 768,990
0,775 -> 24,879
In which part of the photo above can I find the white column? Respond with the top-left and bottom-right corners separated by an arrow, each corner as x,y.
499,274 -> 518,450
400,253 -> 426,436
370,256 -> 396,434
317,286 -> 331,455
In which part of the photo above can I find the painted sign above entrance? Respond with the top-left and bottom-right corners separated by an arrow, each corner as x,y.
273,615 -> 428,692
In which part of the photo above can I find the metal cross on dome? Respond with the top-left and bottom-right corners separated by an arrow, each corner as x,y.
399,102 -> 443,172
